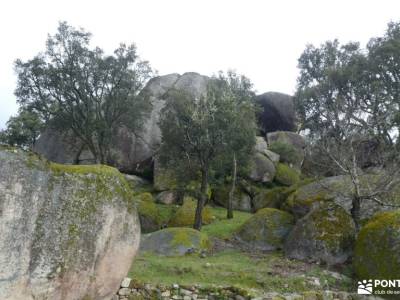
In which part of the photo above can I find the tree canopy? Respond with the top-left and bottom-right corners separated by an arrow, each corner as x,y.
159,71 -> 257,229
295,21 -> 400,229
14,21 -> 153,163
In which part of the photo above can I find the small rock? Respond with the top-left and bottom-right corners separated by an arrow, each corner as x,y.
173,283 -> 180,289
120,277 -> 132,288
181,289 -> 192,296
161,290 -> 171,297
235,295 -> 246,300
118,287 -> 131,296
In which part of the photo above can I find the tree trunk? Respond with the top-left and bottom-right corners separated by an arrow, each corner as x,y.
194,168 -> 208,231
351,196 -> 361,232
227,153 -> 237,219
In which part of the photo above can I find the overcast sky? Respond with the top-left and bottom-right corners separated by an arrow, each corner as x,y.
1,0 -> 399,129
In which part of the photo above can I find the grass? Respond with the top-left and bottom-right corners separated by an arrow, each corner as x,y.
129,250 -> 353,296
202,207 -> 252,239
156,204 -> 252,239
132,207 -> 353,296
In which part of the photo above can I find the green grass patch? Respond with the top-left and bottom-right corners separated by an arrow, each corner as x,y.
202,207 -> 252,240
129,250 -> 353,295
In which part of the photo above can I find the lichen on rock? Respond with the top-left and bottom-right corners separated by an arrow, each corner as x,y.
284,202 -> 355,265
0,149 -> 140,300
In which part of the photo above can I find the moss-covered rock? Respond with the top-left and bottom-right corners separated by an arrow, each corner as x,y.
0,149 -> 140,300
136,193 -> 162,233
275,163 -> 300,186
140,227 -> 211,256
253,186 -> 291,211
212,185 -> 252,212
283,175 -> 395,221
354,210 -> 400,280
168,198 -> 214,227
235,208 -> 295,250
284,202 -> 356,265
283,193 -> 330,219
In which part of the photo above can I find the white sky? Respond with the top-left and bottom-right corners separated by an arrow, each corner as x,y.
1,0 -> 399,129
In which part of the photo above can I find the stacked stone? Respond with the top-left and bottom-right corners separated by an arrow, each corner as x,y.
114,278 -> 250,300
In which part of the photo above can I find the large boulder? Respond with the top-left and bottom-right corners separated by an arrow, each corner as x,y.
354,210 -> 400,280
212,185 -> 252,212
284,175 -> 396,221
140,227 -> 210,256
267,131 -> 306,170
248,137 -> 278,183
255,92 -> 296,134
0,148 -> 140,300
34,73 -> 209,174
284,202 -> 356,265
235,208 -> 294,251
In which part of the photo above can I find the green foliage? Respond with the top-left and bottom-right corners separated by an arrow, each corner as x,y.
0,109 -> 43,148
268,141 -> 300,166
14,21 -> 153,163
274,163 -> 300,186
159,71 -> 257,229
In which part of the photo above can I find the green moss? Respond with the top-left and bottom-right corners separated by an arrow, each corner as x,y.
236,208 -> 294,249
354,210 -> 400,280
253,186 -> 290,211
168,198 -> 214,227
268,141 -> 301,166
167,227 -> 210,249
275,163 -> 300,186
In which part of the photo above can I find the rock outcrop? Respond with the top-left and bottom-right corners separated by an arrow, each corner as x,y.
0,148 -> 140,300
34,73 -> 209,174
248,137 -> 278,183
212,185 -> 252,212
284,202 -> 355,265
284,175 -> 396,221
255,92 -> 296,134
